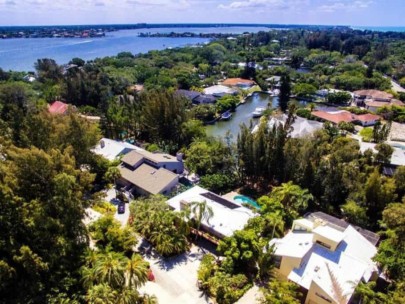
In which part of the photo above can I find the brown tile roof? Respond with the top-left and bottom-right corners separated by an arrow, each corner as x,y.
391,99 -> 405,106
121,149 -> 179,167
118,163 -> 178,194
312,110 -> 355,124
222,78 -> 256,86
353,89 -> 393,100
355,113 -> 381,122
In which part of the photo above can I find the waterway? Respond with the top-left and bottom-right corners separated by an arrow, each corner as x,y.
206,93 -> 278,140
0,26 -> 270,71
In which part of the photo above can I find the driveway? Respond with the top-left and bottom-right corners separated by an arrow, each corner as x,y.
103,187 -> 130,227
139,244 -> 211,304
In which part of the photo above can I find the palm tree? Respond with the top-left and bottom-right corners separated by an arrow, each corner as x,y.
140,294 -> 158,304
190,200 -> 214,240
115,287 -> 140,304
86,283 -> 117,304
82,266 -> 99,289
126,253 -> 149,289
95,251 -> 126,289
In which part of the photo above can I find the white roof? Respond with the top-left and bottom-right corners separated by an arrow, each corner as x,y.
203,85 -> 237,95
270,232 -> 314,258
92,138 -> 140,161
167,186 -> 256,237
313,225 -> 345,243
279,225 -> 377,304
359,141 -> 405,166
253,115 -> 323,138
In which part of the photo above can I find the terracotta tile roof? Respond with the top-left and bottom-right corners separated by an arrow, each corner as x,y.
356,114 -> 381,122
353,90 -> 393,100
312,110 -> 355,124
391,99 -> 405,106
222,78 -> 256,86
48,101 -> 69,114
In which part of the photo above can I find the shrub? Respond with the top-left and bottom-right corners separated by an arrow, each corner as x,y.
360,127 -> 373,142
296,108 -> 312,119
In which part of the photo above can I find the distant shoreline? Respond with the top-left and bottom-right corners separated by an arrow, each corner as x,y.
0,23 -> 349,39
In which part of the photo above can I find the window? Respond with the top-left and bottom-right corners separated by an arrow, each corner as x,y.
315,292 -> 332,303
274,255 -> 282,269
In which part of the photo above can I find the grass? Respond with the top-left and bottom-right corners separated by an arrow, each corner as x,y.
360,127 -> 373,142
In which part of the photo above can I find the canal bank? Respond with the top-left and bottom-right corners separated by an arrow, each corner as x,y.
206,92 -> 276,140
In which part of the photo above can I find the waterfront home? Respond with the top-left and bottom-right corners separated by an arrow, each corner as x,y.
117,149 -> 183,196
221,78 -> 256,89
176,89 -> 201,103
203,85 -> 238,96
270,212 -> 379,304
48,100 -> 73,115
167,186 -> 256,240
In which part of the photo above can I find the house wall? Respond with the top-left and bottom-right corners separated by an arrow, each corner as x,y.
156,161 -> 184,174
276,256 -> 303,279
305,281 -> 337,304
360,119 -> 378,127
159,177 -> 179,195
312,233 -> 340,251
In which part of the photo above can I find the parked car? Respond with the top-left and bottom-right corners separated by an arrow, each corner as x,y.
117,202 -> 125,214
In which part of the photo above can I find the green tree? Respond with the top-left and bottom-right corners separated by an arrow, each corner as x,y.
375,143 -> 394,164
190,200 -> 214,239
279,74 -> 291,112
292,83 -> 317,100
261,278 -> 301,304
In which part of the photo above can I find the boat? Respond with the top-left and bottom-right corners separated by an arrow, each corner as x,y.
221,110 -> 232,120
252,107 -> 266,118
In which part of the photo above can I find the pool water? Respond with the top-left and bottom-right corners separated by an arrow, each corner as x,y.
234,195 -> 261,209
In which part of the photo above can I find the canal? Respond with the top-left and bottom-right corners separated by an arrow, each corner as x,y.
206,92 -> 278,140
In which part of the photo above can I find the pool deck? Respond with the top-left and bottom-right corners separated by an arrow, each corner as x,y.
221,191 -> 240,202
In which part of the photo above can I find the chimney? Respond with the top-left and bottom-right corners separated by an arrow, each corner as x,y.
179,200 -> 189,210
100,140 -> 105,148
176,152 -> 184,162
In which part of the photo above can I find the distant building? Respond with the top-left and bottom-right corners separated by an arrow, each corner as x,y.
203,85 -> 238,96
48,101 -> 71,115
167,186 -> 256,240
354,89 -> 404,112
221,78 -> 256,89
270,212 -> 379,304
312,110 -> 381,126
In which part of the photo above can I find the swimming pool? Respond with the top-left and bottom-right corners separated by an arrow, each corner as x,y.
391,143 -> 405,150
234,195 -> 261,209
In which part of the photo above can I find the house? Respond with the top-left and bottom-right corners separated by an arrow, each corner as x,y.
48,100 -> 71,115
167,186 -> 256,239
92,138 -> 138,161
203,85 -> 238,96
252,114 -> 323,138
312,110 -> 355,124
221,78 -> 256,89
359,141 -> 405,168
266,76 -> 281,88
353,89 -> 404,112
270,212 -> 379,304
355,113 -> 381,126
116,149 -> 184,196
176,89 -> 201,103
312,110 -> 380,126
193,94 -> 217,104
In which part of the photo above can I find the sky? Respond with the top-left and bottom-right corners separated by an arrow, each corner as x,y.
0,0 -> 404,27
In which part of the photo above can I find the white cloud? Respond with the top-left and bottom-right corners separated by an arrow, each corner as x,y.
219,0 -> 286,10
318,0 -> 373,12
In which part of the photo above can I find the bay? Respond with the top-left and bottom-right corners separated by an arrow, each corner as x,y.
0,26 -> 270,71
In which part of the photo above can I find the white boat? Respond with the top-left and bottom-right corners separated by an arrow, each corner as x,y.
252,107 -> 266,118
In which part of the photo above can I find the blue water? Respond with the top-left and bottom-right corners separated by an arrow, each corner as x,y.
0,26 -> 270,71
234,195 -> 261,209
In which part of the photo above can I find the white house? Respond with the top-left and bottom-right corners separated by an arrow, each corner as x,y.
92,138 -> 138,161
167,186 -> 256,239
270,212 -> 379,304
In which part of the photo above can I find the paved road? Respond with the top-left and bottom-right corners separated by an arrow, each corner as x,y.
390,79 -> 405,93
